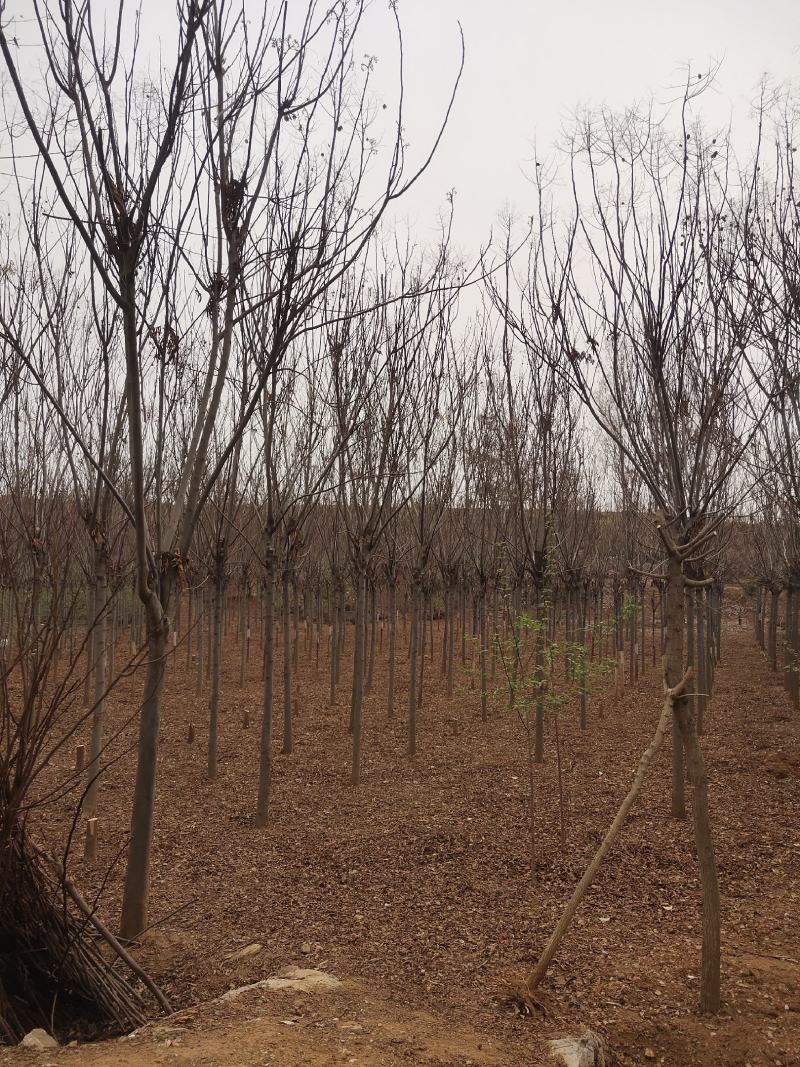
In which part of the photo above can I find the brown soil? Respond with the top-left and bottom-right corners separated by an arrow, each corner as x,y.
17,592 -> 800,1066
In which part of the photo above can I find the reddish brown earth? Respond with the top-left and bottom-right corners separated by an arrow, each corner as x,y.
14,590 -> 800,1066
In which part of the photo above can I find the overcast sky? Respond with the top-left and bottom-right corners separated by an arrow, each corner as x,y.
4,0 -> 799,255
355,0 -> 800,252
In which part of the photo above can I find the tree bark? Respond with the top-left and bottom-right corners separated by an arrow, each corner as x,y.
255,549 -> 276,827
119,610 -> 168,941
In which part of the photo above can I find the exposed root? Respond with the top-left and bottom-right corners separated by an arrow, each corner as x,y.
492,973 -> 549,1016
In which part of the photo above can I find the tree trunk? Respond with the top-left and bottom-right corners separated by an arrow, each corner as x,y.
85,559 -> 107,817
207,566 -> 224,781
666,558 -> 686,820
255,550 -> 276,827
674,698 -> 721,1012
350,565 -> 367,784
408,578 -> 420,756
387,580 -> 397,717
119,609 -> 168,941
534,588 -> 545,764
282,564 -> 292,754
768,588 -> 779,672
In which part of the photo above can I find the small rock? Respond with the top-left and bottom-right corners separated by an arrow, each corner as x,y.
220,967 -> 340,1002
21,1029 -> 58,1050
225,942 -> 262,961
301,941 -> 313,955
549,1029 -> 606,1067
266,967 -> 341,993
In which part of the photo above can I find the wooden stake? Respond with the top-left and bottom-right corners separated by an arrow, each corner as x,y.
75,743 -> 86,775
84,817 -> 98,861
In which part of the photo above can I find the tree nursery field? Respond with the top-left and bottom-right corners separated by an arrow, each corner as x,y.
0,2 -> 799,1066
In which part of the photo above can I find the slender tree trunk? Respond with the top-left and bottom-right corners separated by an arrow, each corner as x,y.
479,581 -> 488,721
535,587 -> 545,764
119,607 -> 168,941
366,579 -> 377,695
207,566 -> 224,781
282,564 -> 293,754
447,581 -> 455,697
329,579 -> 339,706
86,559 -> 107,817
674,695 -> 721,1012
239,582 -> 247,688
697,590 -> 708,736
350,565 -> 367,784
768,588 -> 779,672
83,578 -> 96,708
408,578 -> 420,756
387,580 -> 397,718
255,550 -> 276,827
667,558 -> 686,820
185,585 -> 194,669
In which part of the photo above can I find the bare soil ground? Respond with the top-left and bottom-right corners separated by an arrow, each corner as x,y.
14,591 -> 800,1066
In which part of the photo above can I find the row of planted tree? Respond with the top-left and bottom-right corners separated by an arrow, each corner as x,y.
1,0 -> 799,1042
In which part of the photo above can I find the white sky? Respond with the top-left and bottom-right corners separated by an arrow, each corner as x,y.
357,0 -> 800,252
3,0 -> 799,256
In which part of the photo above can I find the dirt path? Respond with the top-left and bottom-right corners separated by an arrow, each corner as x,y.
4,978 -> 530,1066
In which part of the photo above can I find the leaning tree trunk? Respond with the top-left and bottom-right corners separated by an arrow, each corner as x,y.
506,665 -> 691,1008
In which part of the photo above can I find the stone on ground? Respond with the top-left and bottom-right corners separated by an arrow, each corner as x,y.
21,1028 -> 58,1050
549,1029 -> 606,1067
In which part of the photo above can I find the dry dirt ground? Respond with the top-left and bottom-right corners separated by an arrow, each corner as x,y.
11,589 -> 800,1066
